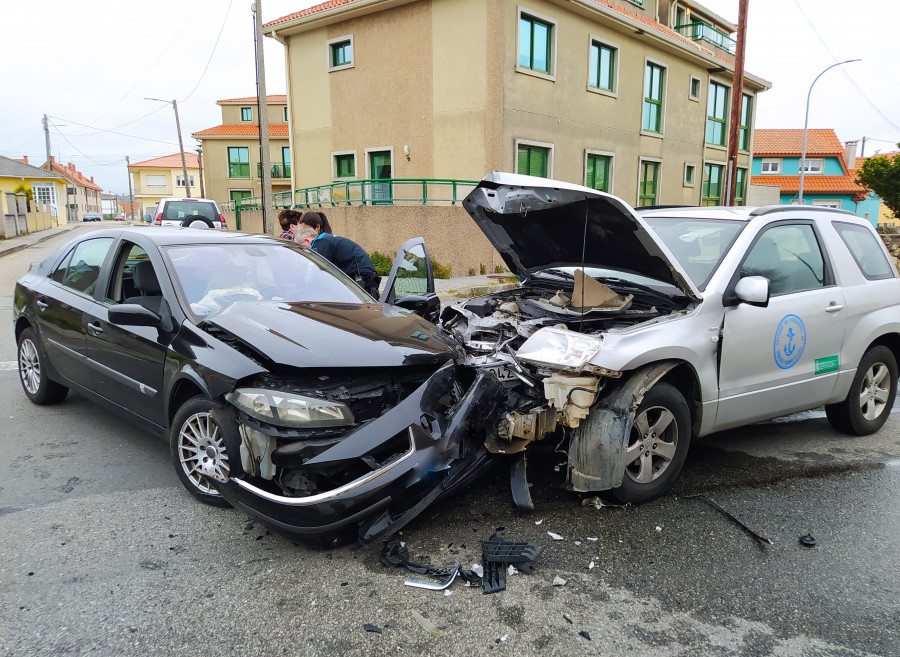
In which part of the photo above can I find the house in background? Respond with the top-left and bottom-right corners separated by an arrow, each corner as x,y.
192,95 -> 291,205
16,155 -> 103,222
0,155 -> 70,235
262,0 -> 770,208
128,153 -> 201,216
854,151 -> 898,228
750,129 -> 874,223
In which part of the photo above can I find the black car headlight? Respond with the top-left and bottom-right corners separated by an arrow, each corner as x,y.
226,388 -> 355,428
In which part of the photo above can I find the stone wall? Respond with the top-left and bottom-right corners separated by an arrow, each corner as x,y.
879,233 -> 900,271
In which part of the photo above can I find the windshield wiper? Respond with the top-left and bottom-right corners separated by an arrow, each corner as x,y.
597,277 -> 682,306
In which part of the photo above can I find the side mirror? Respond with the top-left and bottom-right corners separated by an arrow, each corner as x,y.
108,303 -> 163,327
734,276 -> 769,308
395,294 -> 441,324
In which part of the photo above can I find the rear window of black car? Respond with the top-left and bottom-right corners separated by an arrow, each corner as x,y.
164,243 -> 371,317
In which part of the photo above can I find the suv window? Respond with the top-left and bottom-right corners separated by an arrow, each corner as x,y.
834,221 -> 894,280
162,201 -> 217,222
740,224 -> 825,295
645,217 -> 745,290
51,238 -> 114,295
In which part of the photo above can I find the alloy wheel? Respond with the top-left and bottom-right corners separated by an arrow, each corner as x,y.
177,411 -> 230,495
18,338 -> 41,395
624,405 -> 678,484
859,362 -> 890,421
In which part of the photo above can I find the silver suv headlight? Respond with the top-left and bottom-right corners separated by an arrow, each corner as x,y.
226,388 -> 355,428
517,327 -> 603,370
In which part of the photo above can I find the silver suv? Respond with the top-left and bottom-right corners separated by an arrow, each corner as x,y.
152,198 -> 226,229
440,173 -> 900,505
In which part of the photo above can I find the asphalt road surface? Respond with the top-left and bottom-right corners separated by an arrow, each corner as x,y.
1,226 -> 897,656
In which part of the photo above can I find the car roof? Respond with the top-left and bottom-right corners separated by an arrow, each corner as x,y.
636,204 -> 863,224
82,227 -> 283,247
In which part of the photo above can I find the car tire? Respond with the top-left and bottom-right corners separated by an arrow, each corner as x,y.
170,397 -> 233,507
17,327 -> 68,405
825,345 -> 897,436
605,382 -> 691,504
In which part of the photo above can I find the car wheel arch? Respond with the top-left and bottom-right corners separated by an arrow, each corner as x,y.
167,376 -> 208,427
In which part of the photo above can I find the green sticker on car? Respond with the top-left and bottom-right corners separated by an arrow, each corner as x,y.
815,355 -> 839,375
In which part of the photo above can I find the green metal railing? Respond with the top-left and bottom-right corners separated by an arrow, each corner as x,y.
674,22 -> 736,54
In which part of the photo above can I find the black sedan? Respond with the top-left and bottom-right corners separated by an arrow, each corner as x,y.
13,228 -> 494,546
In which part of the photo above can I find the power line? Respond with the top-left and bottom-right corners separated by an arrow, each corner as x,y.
181,0 -> 235,103
48,119 -> 108,166
46,115 -> 180,146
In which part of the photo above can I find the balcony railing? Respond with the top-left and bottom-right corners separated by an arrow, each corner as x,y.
674,22 -> 736,54
220,178 -> 480,211
256,163 -> 292,179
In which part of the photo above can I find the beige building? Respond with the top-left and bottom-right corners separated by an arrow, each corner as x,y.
129,153 -> 201,216
192,95 -> 291,205
263,0 -> 769,207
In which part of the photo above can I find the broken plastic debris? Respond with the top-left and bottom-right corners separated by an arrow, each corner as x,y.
579,630 -> 592,641
552,576 -> 567,586
574,541 -> 582,546
443,590 -> 452,597
507,565 -> 519,576
405,565 -> 461,591
534,519 -> 543,525
656,526 -> 662,532
799,533 -> 817,547
498,634 -> 509,643
471,563 -> 484,578
587,537 -> 598,542
411,611 -> 446,639
588,561 -> 595,570
563,614 -> 573,624
482,534 -> 545,594
582,496 -> 627,509
547,531 -> 564,541
363,624 -> 382,634
685,494 -> 774,546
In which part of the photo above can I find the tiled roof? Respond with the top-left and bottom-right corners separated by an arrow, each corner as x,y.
38,158 -> 104,191
855,151 -> 899,169
751,175 -> 869,202
192,124 -> 290,137
264,0 -> 357,27
754,129 -> 844,157
217,95 -> 287,104
129,153 -> 201,169
1,155 -> 67,180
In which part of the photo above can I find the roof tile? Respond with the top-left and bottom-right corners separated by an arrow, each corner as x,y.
191,124 -> 289,137
217,95 -> 287,104
751,174 -> 869,201
754,129 -> 844,156
129,152 -> 201,169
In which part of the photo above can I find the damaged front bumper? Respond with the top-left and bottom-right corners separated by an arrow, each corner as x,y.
212,364 -> 502,545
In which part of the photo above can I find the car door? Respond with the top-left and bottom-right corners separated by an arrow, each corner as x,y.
379,237 -> 440,324
715,222 -> 847,430
36,237 -> 116,390
82,240 -> 170,427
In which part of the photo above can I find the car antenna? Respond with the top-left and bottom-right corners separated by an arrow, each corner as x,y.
579,200 -> 588,334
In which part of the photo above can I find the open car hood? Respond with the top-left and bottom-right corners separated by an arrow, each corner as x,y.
203,301 -> 457,369
463,172 -> 700,300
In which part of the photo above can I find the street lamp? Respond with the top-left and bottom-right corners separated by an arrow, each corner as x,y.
798,59 -> 860,204
144,97 -> 191,199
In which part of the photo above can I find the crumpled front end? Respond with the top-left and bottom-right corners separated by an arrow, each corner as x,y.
211,362 -> 503,546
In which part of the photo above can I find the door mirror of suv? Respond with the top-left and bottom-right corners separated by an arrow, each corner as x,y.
734,276 -> 770,308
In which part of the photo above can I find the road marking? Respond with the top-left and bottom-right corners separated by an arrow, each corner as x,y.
0,361 -> 18,370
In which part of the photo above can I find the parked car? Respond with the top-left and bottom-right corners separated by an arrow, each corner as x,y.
14,227 -> 455,547
115,213 -> 126,221
82,213 -> 102,222
152,198 -> 226,229
439,172 -> 900,506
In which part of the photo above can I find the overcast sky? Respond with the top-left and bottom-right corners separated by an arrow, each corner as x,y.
2,0 -> 897,194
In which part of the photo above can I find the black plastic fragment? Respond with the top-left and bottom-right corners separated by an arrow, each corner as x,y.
481,534 -> 544,594
380,540 -> 480,583
563,614 -> 573,624
483,560 -> 506,594
363,624 -> 383,634
510,454 -> 535,510
579,631 -> 591,641
799,533 -> 817,547
685,494 -> 773,546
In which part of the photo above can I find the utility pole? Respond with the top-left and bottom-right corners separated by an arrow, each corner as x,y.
725,0 -> 748,205
144,97 -> 191,198
126,156 -> 135,221
253,0 -> 275,234
860,136 -> 867,158
196,146 -> 206,198
42,114 -> 52,173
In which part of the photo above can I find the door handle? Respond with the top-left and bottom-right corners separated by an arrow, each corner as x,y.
825,303 -> 844,313
87,322 -> 104,336
36,300 -> 48,311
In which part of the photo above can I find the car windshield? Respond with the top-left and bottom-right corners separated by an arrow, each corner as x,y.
643,216 -> 745,290
163,242 -> 371,317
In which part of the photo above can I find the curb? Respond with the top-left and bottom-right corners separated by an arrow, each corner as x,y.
0,224 -> 83,259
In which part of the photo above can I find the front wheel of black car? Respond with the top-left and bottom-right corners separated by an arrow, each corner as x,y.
17,327 -> 68,405
826,345 -> 897,436
170,397 -> 232,507
605,382 -> 691,505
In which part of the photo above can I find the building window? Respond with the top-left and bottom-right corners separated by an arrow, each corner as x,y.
519,13 -> 553,75
761,158 -> 781,174
228,147 -> 250,178
588,40 -> 616,93
333,152 -> 356,179
328,36 -> 354,71
706,81 -> 729,146
517,142 -> 551,177
240,107 -> 252,121
638,161 -> 659,206
684,164 -> 696,187
800,158 -> 824,174
176,174 -> 195,187
281,147 -> 291,178
585,153 -> 612,192
283,106 -> 289,122
146,175 -> 166,187
230,190 -> 251,203
735,168 -> 747,205
702,163 -> 724,205
739,94 -> 752,151
689,76 -> 701,100
643,62 -> 665,134
32,182 -> 57,205
366,150 -> 393,204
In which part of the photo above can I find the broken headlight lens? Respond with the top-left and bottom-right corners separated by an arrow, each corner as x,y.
516,327 -> 603,370
226,388 -> 355,428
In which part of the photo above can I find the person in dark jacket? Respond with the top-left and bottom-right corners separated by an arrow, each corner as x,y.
293,226 -> 381,298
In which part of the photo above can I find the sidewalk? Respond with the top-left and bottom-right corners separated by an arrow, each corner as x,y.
0,223 -> 83,259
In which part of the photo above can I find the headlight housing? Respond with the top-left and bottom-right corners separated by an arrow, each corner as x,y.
516,327 -> 603,371
226,388 -> 355,428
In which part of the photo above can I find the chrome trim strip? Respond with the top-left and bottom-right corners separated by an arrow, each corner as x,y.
230,428 -> 416,506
